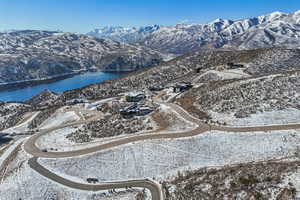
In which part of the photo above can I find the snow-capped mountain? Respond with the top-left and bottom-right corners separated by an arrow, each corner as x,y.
88,25 -> 160,43
89,10 -> 300,54
0,30 -> 162,85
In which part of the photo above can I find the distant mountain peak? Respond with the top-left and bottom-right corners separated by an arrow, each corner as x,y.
212,18 -> 225,23
268,11 -> 288,18
88,25 -> 163,43
270,11 -> 287,16
88,10 -> 300,54
294,10 -> 300,15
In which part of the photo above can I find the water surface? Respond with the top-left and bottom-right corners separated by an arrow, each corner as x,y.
0,71 -> 125,102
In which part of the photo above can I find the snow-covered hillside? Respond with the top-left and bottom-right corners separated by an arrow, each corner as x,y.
89,10 -> 300,54
0,30 -> 163,85
88,25 -> 160,43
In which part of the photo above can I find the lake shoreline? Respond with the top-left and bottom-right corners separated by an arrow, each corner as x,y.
0,71 -> 127,102
0,73 -> 81,92
0,69 -> 130,92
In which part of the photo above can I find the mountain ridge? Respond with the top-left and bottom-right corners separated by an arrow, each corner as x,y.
0,30 -> 163,85
88,10 -> 300,54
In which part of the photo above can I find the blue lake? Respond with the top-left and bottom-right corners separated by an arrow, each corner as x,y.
0,71 -> 125,102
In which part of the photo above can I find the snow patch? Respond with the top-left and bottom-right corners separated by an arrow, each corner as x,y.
210,108 -> 300,127
39,130 -> 300,183
39,111 -> 80,130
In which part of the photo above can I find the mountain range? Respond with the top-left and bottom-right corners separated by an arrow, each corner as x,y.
0,30 -> 162,85
89,10 -> 300,54
2,8 -> 300,200
2,10 -> 300,86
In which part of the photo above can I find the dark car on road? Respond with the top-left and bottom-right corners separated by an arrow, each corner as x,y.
87,178 -> 99,184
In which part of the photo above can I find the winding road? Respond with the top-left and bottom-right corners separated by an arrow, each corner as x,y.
23,102 -> 300,200
28,157 -> 163,200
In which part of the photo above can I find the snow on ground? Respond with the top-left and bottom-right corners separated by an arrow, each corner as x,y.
158,104 -> 196,131
91,97 -> 118,105
0,116 -> 5,124
39,129 -> 300,184
36,125 -> 153,152
36,103 -> 195,152
161,88 -> 180,102
3,112 -> 39,135
194,69 -> 250,83
2,143 -> 29,178
3,103 -> 24,109
36,126 -> 81,151
0,138 -> 25,170
284,170 -> 300,198
0,148 -> 141,200
210,108 -> 300,126
0,143 -> 10,155
98,192 -> 141,200
63,103 -> 104,121
223,68 -> 250,76
39,110 -> 80,129
0,161 -> 138,200
35,125 -> 145,152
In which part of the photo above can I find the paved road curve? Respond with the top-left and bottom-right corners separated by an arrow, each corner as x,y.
29,157 -> 163,200
24,102 -> 300,200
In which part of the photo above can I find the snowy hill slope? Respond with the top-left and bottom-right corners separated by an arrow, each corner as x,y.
0,30 -> 162,85
89,10 -> 300,54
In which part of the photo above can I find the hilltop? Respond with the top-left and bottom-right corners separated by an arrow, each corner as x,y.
90,10 -> 300,54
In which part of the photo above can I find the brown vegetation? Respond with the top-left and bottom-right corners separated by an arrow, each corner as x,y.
176,93 -> 210,120
163,161 -> 299,200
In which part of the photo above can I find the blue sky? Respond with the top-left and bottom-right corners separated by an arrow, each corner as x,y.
1,0 -> 300,33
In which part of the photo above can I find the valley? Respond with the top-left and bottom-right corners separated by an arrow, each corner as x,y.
1,46 -> 300,199
0,30 -> 162,86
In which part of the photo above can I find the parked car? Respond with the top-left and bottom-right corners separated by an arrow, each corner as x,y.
86,178 -> 99,184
